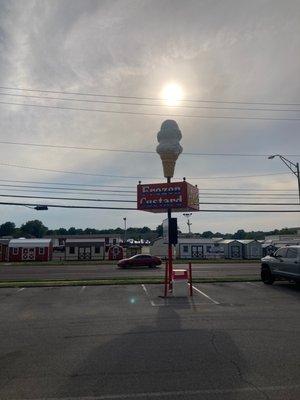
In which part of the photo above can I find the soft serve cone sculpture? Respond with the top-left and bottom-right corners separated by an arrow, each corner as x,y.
156,120 -> 183,179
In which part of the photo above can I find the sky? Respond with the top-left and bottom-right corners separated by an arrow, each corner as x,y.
0,0 -> 300,234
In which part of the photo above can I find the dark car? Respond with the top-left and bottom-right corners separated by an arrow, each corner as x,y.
117,254 -> 162,268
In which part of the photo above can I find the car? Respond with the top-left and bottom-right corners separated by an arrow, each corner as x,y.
261,246 -> 300,284
117,254 -> 162,268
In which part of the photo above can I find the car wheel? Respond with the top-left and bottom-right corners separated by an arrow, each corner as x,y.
148,264 -> 155,268
261,265 -> 275,285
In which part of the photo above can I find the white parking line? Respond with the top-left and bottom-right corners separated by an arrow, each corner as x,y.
246,282 -> 260,287
192,285 -> 220,305
141,284 -> 155,306
16,288 -> 25,293
79,286 -> 86,293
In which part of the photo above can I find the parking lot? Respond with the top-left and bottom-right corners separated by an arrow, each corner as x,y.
0,281 -> 299,399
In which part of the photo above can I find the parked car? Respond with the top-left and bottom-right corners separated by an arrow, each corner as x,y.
261,246 -> 300,284
117,254 -> 162,268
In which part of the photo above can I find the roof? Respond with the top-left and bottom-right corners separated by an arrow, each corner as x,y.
9,238 -> 52,248
65,238 -> 105,245
45,234 -> 121,239
218,239 -> 240,244
237,240 -> 257,244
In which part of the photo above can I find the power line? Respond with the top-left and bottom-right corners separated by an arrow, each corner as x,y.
1,140 -> 299,158
0,193 -> 299,206
1,100 -> 300,122
1,91 -> 300,112
0,178 -> 135,189
0,183 -> 135,193
0,194 -> 135,203
0,177 -> 297,192
0,162 -> 291,180
1,85 -> 300,106
0,200 -> 299,212
0,188 -> 135,196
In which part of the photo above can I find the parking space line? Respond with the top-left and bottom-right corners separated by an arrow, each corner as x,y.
79,286 -> 86,293
16,288 -> 25,293
141,284 -> 155,306
192,285 -> 220,305
246,282 -> 260,287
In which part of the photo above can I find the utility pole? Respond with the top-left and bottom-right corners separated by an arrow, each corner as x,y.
183,213 -> 192,235
268,155 -> 300,204
123,217 -> 127,244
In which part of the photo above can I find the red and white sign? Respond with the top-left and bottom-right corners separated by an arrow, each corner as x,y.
137,181 -> 199,213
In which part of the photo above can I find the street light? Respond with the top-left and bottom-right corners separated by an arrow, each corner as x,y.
183,213 -> 192,235
268,154 -> 300,204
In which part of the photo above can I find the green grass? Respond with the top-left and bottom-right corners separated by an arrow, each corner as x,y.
0,275 -> 260,288
0,259 -> 260,267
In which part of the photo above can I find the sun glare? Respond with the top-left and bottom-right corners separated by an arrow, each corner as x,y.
161,83 -> 184,106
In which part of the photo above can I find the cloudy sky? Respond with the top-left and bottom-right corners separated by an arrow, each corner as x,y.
0,0 -> 299,234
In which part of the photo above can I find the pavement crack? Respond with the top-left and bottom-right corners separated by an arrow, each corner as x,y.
211,330 -> 270,400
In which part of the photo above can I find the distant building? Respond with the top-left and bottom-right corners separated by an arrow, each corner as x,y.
45,234 -> 122,247
0,238 -> 10,262
8,239 -> 53,262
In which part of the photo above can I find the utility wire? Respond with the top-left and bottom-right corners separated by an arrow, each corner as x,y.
0,177 -> 297,192
0,200 -> 299,212
1,91 -> 300,112
1,140 -> 299,158
0,193 -> 298,206
1,100 -> 300,121
0,162 -> 291,180
0,183 -> 135,193
1,85 -> 300,106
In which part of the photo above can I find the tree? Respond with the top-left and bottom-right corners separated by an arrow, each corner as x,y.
20,220 -> 48,238
0,221 -> 15,236
155,224 -> 163,236
202,231 -> 214,238
233,229 -> 246,239
68,227 -> 77,235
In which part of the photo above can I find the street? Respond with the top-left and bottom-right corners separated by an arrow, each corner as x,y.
0,281 -> 299,399
0,262 -> 260,281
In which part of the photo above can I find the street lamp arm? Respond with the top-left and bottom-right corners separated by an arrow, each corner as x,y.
278,155 -> 299,177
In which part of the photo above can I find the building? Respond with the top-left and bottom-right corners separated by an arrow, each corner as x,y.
0,238 -> 10,262
8,239 -> 53,262
238,240 -> 262,259
176,238 -> 224,259
65,239 -> 105,261
217,239 -> 244,259
46,234 -> 122,247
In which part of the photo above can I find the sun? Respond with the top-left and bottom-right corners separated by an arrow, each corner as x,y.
161,83 -> 184,106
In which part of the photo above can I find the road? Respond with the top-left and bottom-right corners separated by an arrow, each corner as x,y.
0,262 -> 260,281
0,281 -> 299,399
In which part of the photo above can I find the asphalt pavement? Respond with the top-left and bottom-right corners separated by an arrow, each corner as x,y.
0,281 -> 299,399
0,262 -> 260,281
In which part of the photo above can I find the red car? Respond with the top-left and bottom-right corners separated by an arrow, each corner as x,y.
117,254 -> 162,268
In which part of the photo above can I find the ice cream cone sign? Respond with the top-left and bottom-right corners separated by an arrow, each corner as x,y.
156,120 -> 183,178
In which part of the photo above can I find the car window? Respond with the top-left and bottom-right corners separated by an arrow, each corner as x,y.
286,248 -> 298,259
275,248 -> 288,258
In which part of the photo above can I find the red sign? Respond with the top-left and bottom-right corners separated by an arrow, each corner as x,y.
137,181 -> 199,213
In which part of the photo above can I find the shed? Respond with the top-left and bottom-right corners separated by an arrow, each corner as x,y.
108,245 -> 124,260
65,239 -> 105,261
8,239 -> 52,262
176,238 -> 224,259
262,243 -> 278,257
238,240 -> 262,259
0,238 -> 10,262
218,239 -> 243,259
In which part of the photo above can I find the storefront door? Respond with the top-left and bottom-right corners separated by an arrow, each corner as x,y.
78,247 -> 91,260
191,245 -> 204,258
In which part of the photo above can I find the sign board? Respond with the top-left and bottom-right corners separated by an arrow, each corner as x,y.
163,218 -> 178,245
137,181 -> 199,213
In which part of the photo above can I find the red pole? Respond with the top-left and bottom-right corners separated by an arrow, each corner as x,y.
189,261 -> 193,296
164,259 -> 169,297
168,243 -> 173,291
